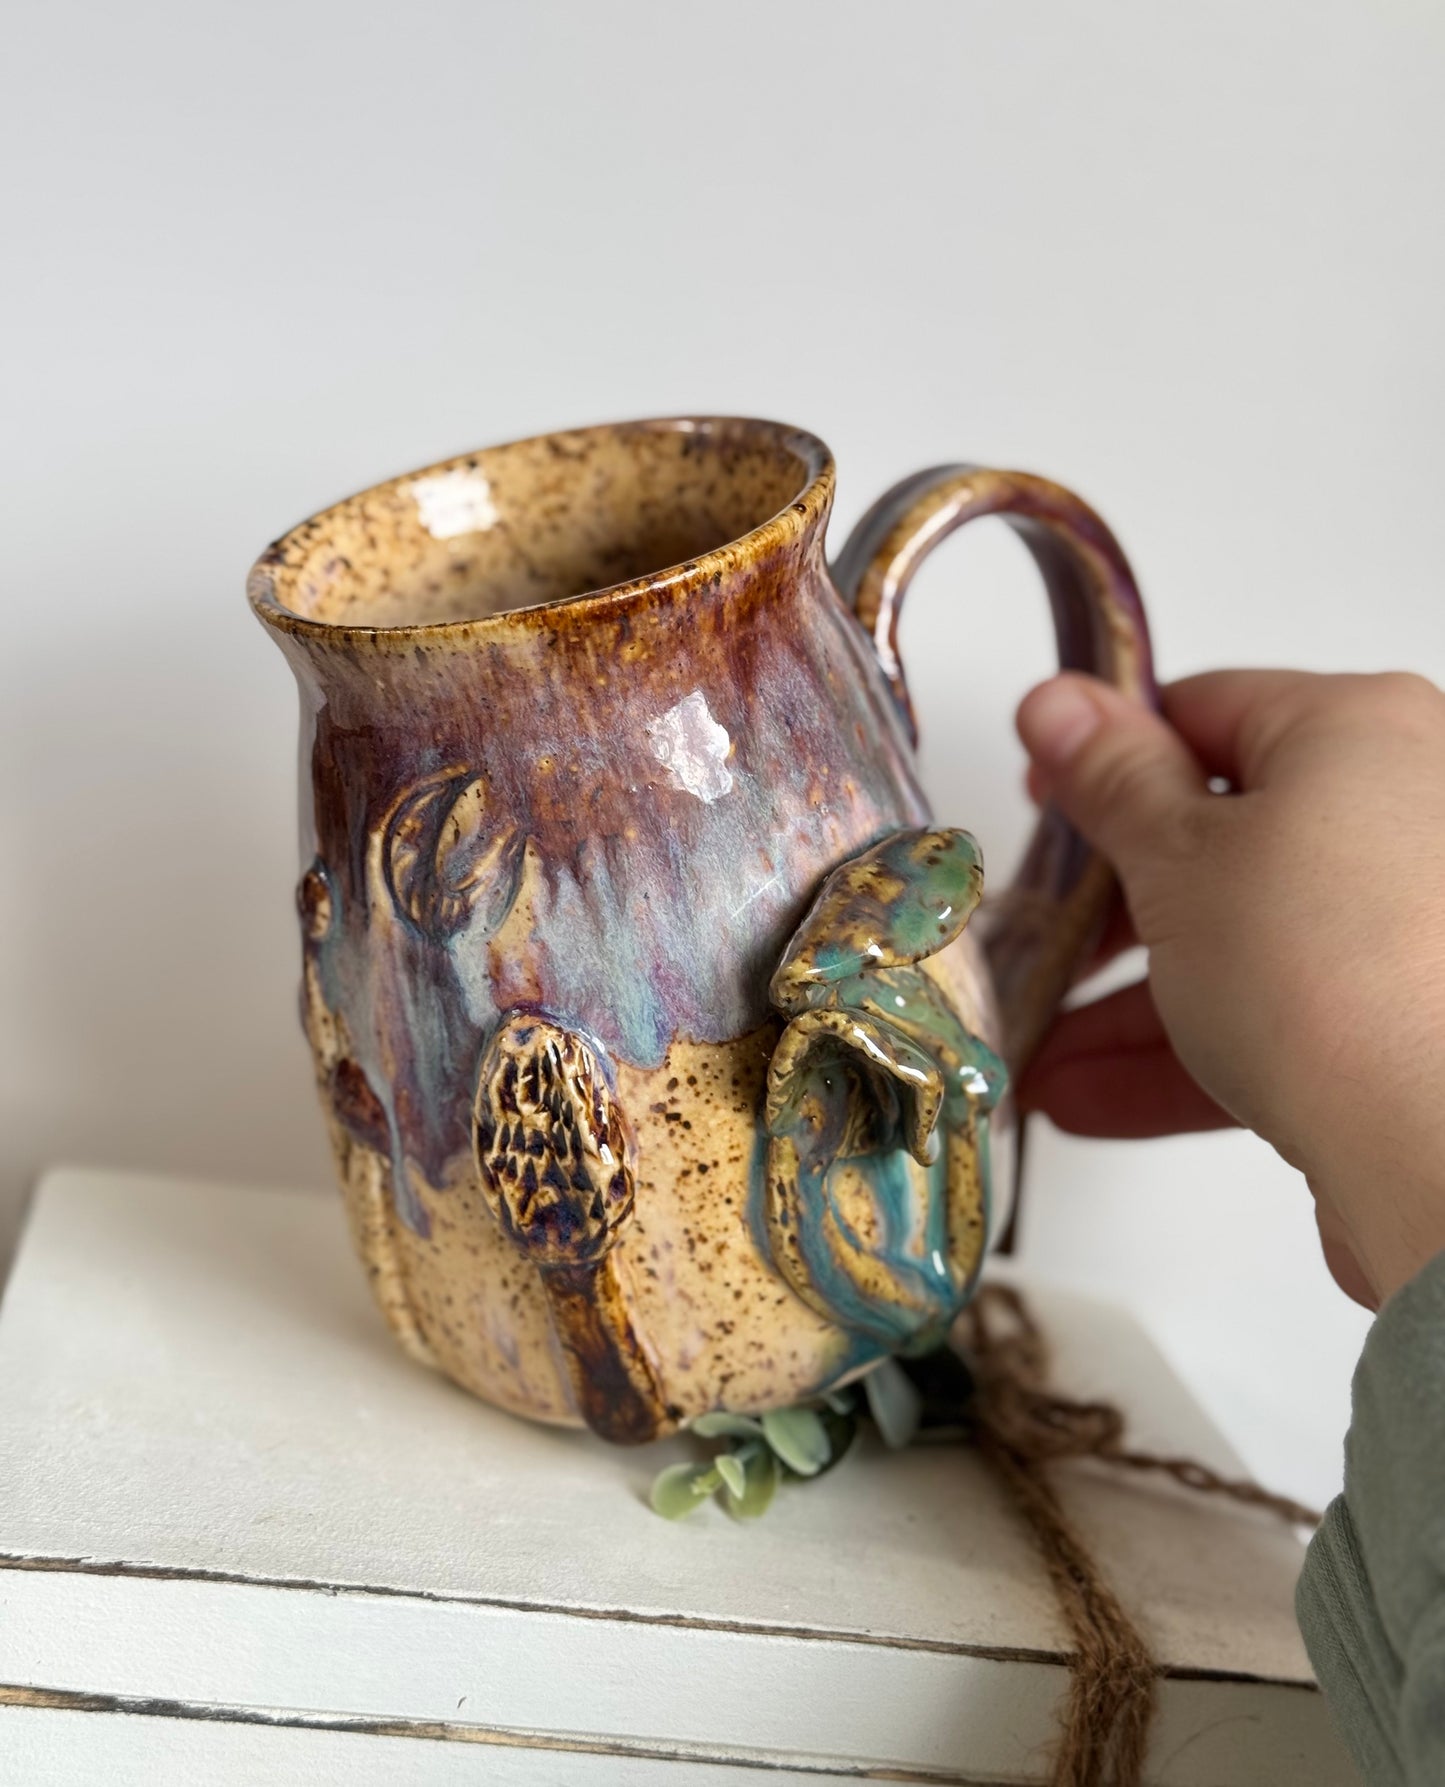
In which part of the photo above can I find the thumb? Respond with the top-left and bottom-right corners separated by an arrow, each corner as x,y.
1016,674 -> 1207,880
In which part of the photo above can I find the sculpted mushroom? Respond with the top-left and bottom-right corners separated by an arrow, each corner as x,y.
473,1012 -> 668,1445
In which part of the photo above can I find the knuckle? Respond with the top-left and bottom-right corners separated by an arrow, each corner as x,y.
1358,671 -> 1445,747
1370,670 -> 1444,718
1253,671 -> 1445,763
1373,669 -> 1440,702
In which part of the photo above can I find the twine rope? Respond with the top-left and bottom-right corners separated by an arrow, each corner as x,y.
955,1284 -> 1321,1787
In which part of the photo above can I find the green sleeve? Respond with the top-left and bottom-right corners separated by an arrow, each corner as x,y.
1297,1248 -> 1445,1785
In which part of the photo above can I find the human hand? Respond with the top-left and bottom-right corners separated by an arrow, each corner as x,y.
1014,669 -> 1445,1310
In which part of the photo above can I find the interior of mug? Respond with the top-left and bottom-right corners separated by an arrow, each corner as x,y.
264,419 -> 825,629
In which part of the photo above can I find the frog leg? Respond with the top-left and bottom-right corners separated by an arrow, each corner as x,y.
843,969 -> 1005,1300
765,1007 -> 958,1346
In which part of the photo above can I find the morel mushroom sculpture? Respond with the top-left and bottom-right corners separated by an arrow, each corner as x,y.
473,1014 -> 668,1444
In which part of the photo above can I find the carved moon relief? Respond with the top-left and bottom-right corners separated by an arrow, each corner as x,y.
384,767 -> 525,941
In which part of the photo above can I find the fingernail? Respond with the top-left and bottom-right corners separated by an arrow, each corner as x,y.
1018,679 -> 1103,770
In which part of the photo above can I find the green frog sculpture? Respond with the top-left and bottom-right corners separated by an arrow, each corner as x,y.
764,829 -> 1007,1356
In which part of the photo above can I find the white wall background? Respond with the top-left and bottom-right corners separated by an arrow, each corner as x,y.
3,0 -> 1442,1511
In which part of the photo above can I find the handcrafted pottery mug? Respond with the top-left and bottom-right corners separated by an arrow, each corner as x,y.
249,418 -> 1153,1442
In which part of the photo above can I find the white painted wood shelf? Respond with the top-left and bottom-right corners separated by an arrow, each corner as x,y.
0,1169 -> 1356,1785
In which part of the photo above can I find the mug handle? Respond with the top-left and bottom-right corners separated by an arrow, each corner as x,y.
831,465 -> 1157,1074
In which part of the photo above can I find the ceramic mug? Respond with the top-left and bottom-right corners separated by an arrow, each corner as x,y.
249,418 -> 1153,1442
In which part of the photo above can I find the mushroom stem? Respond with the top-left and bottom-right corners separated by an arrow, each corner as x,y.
542,1257 -> 669,1445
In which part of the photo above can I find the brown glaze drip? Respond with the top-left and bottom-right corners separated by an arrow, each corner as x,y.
329,1057 -> 390,1156
543,1262 -> 672,1446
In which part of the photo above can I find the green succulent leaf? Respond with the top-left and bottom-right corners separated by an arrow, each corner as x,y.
822,1388 -> 856,1416
650,1461 -> 719,1520
814,1403 -> 859,1477
726,1443 -> 781,1519
863,1357 -> 925,1450
714,1452 -> 747,1499
691,1411 -> 765,1441
761,1405 -> 833,1477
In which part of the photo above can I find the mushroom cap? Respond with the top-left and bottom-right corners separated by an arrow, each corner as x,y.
473,1013 -> 634,1269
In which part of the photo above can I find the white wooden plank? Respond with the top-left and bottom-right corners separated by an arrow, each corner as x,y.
0,1565 -> 1351,1784
0,1169 -> 1359,1783
0,1169 -> 1313,1678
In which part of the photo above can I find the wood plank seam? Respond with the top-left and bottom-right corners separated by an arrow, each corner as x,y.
0,1554 -> 1320,1692
0,1683 -> 1017,1784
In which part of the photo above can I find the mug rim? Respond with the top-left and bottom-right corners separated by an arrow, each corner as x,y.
247,415 -> 836,645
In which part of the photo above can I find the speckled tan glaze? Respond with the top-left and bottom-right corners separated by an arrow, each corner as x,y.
252,418 -> 1153,1441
